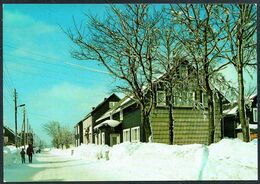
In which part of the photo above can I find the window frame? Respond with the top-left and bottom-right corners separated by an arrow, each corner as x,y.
156,90 -> 166,107
174,91 -> 195,107
131,126 -> 140,142
109,101 -> 117,108
123,128 -> 130,142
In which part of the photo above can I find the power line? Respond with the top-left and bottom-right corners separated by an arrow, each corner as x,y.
4,63 -> 16,87
3,77 -> 14,99
3,95 -> 13,109
6,63 -> 93,84
4,57 -> 85,81
4,43 -> 111,75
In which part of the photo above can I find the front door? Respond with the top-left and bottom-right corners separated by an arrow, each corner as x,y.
110,134 -> 120,146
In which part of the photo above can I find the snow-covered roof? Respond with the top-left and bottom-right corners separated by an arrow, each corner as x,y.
249,93 -> 257,100
223,106 -> 238,115
96,95 -> 136,123
94,119 -> 121,129
224,93 -> 257,116
236,124 -> 258,130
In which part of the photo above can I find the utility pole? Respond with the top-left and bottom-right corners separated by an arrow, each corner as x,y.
14,88 -> 25,148
14,89 -> 18,148
27,118 -> 29,145
23,107 -> 26,148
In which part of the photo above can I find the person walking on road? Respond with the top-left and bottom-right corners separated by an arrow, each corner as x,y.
20,148 -> 26,164
26,144 -> 34,163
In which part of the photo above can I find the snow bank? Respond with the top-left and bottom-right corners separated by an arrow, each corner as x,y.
13,138 -> 255,180
109,142 -> 207,180
203,138 -> 258,180
3,146 -> 22,166
50,144 -> 110,160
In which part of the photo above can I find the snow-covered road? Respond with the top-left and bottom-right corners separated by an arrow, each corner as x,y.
4,151 -> 116,182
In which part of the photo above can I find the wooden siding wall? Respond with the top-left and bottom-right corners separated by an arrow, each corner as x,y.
151,108 -> 170,144
151,93 -> 222,145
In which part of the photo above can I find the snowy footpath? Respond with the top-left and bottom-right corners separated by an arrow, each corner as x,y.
3,138 -> 258,181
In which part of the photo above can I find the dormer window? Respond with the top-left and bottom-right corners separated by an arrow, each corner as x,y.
109,101 -> 117,108
179,65 -> 188,78
157,91 -> 166,107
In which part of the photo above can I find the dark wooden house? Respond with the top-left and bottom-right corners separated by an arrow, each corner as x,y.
3,126 -> 19,146
93,63 -> 230,146
223,94 -> 258,140
75,93 -> 121,146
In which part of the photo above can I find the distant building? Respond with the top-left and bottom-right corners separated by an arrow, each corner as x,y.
74,93 -> 121,146
3,126 -> 21,146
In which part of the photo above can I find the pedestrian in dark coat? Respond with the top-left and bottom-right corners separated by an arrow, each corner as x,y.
20,148 -> 26,164
26,144 -> 34,163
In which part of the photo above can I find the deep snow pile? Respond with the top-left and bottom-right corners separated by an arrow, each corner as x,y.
50,144 -> 110,160
60,138 -> 257,180
3,146 -> 22,166
109,142 -> 207,180
202,138 -> 258,180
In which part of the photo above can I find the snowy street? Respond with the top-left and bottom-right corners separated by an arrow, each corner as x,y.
4,138 -> 258,181
4,150 -> 117,182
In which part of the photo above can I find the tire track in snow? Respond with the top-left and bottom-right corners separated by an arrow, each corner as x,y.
198,146 -> 209,180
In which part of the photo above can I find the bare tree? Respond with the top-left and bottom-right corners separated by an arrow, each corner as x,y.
222,4 -> 257,142
170,4 -> 231,144
43,121 -> 74,148
155,8 -> 191,144
65,4 -> 162,142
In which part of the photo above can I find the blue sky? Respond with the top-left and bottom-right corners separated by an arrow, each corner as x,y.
3,4 -> 257,145
3,4 -> 124,145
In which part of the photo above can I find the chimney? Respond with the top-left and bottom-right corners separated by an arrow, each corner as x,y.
92,107 -> 95,110
104,98 -> 107,101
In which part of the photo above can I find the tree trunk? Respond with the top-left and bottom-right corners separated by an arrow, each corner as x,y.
169,102 -> 174,145
168,86 -> 174,145
208,94 -> 215,144
141,104 -> 152,142
237,68 -> 250,142
205,77 -> 215,145
237,12 -> 250,142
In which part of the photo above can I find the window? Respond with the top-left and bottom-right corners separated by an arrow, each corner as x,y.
109,102 -> 117,108
120,110 -> 123,121
102,132 -> 105,145
179,66 -> 188,78
110,134 -> 120,146
202,93 -> 208,106
253,108 -> 258,123
131,126 -> 140,142
157,91 -> 166,106
174,91 -> 195,106
123,128 -> 130,142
